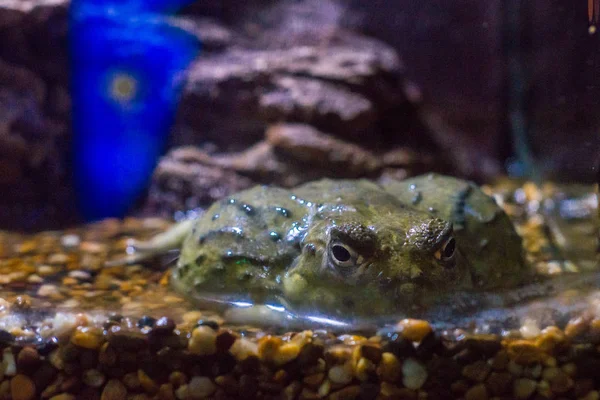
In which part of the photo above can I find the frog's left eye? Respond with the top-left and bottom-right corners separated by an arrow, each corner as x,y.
329,242 -> 358,268
434,237 -> 456,264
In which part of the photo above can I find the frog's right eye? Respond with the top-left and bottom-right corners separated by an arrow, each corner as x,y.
434,236 -> 456,265
329,242 -> 358,269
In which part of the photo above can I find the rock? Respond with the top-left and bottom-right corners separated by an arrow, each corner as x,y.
396,319 -> 432,343
266,123 -> 382,176
462,360 -> 491,382
464,383 -> 488,400
513,378 -> 537,399
71,327 -> 104,350
11,374 -> 35,400
187,376 -> 216,399
401,358 -> 427,390
328,363 -> 353,385
188,326 -> 217,356
101,379 -> 127,400
377,352 -> 402,382
16,346 -> 40,372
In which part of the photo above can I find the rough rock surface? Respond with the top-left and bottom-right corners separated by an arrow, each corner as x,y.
0,0 -> 595,228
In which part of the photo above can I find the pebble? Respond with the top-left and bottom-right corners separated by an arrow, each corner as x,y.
396,319 -> 432,342
3,348 -> 16,376
462,360 -> 491,382
188,325 -> 217,356
101,379 -> 127,400
328,385 -> 361,400
507,340 -> 543,364
71,327 -> 104,350
513,378 -> 537,399
196,319 -> 220,331
565,315 -> 590,340
153,317 -> 176,334
11,374 -> 35,400
37,284 -> 60,297
534,326 -> 565,353
187,376 -> 216,399
107,327 -> 148,350
83,369 -> 105,388
519,318 -> 541,339
138,369 -> 159,394
464,383 -> 488,400
274,343 -> 301,366
61,234 -> 81,248
486,372 -> 513,396
49,394 -> 76,400
377,352 -> 402,382
328,362 -> 353,385
17,347 -> 40,372
402,358 -> 427,389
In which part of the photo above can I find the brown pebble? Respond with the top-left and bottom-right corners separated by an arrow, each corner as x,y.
101,379 -> 127,400
11,374 -> 36,400
464,383 -> 488,400
486,372 -> 513,396
17,347 -> 40,372
169,371 -> 187,388
122,372 -> 141,391
360,344 -> 382,364
48,394 -> 76,400
215,330 -> 238,352
153,317 -> 175,335
379,382 -> 416,400
328,385 -> 361,400
377,352 -> 402,383
565,315 -> 591,340
507,340 -> 543,364
297,343 -> 324,368
303,373 -> 325,389
138,369 -> 159,394
98,343 -> 116,366
535,326 -> 566,353
71,327 -> 104,350
107,327 -> 148,350
462,360 -> 491,382
397,319 -> 432,342
257,335 -> 283,363
489,350 -> 509,370
158,383 -> 176,400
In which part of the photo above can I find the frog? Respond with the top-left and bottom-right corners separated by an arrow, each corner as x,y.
129,174 -> 529,318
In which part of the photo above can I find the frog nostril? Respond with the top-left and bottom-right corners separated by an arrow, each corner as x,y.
304,243 -> 316,255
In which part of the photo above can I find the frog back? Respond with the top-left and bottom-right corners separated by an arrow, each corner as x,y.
174,185 -> 312,297
382,174 -> 529,289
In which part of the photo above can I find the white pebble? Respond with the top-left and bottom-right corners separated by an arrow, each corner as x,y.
61,234 -> 81,248
402,358 -> 427,389
187,376 -> 216,399
68,270 -> 91,280
37,284 -> 59,297
520,318 -> 541,339
328,363 -> 353,385
2,348 -> 15,376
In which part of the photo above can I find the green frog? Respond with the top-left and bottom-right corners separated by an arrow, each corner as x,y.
131,174 -> 529,317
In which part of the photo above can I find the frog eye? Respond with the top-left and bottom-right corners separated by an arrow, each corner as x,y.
434,237 -> 456,264
329,242 -> 358,268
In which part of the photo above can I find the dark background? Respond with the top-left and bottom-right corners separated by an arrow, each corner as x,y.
0,0 -> 598,230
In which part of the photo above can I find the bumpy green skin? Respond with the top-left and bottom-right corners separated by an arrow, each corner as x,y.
170,174 -> 528,316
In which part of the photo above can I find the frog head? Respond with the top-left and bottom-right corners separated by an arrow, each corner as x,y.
282,209 -> 471,316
